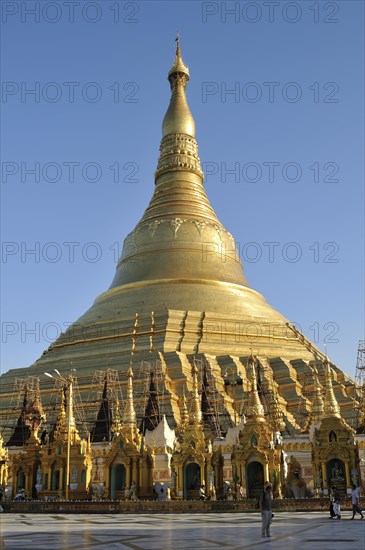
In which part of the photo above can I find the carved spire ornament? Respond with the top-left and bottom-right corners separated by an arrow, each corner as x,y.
123,367 -> 137,426
311,365 -> 325,423
190,363 -> 202,424
246,356 -> 265,422
65,376 -> 78,436
25,382 -> 45,443
49,377 -> 80,445
323,359 -> 341,419
111,394 -> 122,437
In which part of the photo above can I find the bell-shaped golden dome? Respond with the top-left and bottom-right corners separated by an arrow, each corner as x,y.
109,38 -> 249,292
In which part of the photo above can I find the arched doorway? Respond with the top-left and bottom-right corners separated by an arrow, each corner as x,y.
110,464 -> 126,500
184,462 -> 200,500
327,458 -> 346,494
246,461 -> 264,499
32,463 -> 39,499
51,468 -> 60,491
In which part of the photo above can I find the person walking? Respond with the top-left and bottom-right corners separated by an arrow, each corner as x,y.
350,484 -> 364,519
259,483 -> 273,538
332,486 -> 341,519
329,487 -> 336,518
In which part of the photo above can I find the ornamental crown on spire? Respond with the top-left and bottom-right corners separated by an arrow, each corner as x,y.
168,33 -> 190,82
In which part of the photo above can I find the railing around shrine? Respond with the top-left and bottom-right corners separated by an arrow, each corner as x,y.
2,497 -> 363,514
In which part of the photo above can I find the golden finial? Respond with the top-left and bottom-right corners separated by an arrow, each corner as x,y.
323,358 -> 341,419
168,33 -> 190,80
162,37 -> 195,138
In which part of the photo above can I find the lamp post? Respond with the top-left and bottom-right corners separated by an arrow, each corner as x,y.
45,369 -> 76,500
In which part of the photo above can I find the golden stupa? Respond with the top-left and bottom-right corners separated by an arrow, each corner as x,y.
1,42 -> 360,503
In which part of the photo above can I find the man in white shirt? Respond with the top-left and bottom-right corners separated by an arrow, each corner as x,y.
351,484 -> 364,519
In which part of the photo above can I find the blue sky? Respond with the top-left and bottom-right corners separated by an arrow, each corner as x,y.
1,0 -> 364,378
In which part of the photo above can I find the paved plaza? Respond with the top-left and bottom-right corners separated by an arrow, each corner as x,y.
1,512 -> 364,550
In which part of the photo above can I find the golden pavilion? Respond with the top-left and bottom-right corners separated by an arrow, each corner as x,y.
0,40 -> 364,503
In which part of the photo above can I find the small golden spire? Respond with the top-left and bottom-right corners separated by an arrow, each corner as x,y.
52,379 -> 79,442
65,375 -> 77,432
123,367 -> 137,425
323,358 -> 341,419
25,380 -> 45,439
111,394 -> 122,436
311,366 -> 325,422
180,385 -> 189,427
246,356 -> 265,422
60,384 -> 67,419
190,363 -> 202,423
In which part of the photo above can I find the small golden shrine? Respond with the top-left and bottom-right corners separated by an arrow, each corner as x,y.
310,360 -> 360,495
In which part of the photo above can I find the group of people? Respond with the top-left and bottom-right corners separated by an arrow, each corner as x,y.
258,482 -> 364,539
329,484 -> 364,520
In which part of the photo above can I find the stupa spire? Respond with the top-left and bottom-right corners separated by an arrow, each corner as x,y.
65,376 -> 77,435
180,385 -> 189,427
51,380 -> 80,443
121,367 -> 141,445
246,356 -> 265,422
123,367 -> 137,425
25,383 -> 45,443
323,358 -> 341,419
201,362 -> 216,435
311,366 -> 325,423
107,39 -> 249,292
111,394 -> 122,437
190,363 -> 202,423
162,35 -> 194,138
